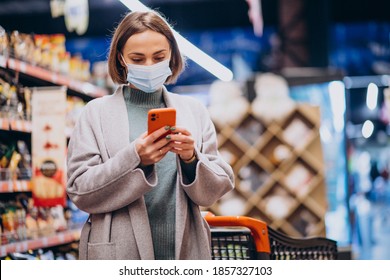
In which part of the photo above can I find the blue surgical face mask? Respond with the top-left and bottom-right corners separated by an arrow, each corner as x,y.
122,56 -> 172,93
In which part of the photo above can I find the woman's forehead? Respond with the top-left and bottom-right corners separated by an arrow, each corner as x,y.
123,30 -> 170,54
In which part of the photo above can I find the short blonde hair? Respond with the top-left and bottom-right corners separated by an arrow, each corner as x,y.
108,11 -> 184,85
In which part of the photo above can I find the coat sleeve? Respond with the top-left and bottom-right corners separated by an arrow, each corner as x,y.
66,101 -> 157,214
177,102 -> 234,207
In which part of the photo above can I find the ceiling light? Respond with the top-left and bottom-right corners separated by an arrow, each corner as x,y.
328,81 -> 346,133
366,83 -> 379,110
362,120 -> 374,139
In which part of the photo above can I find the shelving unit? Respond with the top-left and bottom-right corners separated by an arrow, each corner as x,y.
0,228 -> 81,257
0,180 -> 31,193
0,118 -> 32,133
0,118 -> 72,138
0,53 -> 105,258
207,103 -> 327,238
1,55 -> 108,99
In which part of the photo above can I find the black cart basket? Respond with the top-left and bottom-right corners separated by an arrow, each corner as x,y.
205,213 -> 338,260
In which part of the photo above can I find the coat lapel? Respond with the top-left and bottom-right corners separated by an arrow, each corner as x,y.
100,85 -> 130,157
128,199 -> 155,259
174,175 -> 188,259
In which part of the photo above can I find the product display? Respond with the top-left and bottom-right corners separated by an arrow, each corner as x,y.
0,26 -> 108,99
218,192 -> 247,216
0,196 -> 69,246
31,87 -> 67,207
238,162 -> 269,194
208,80 -> 250,127
3,29 -> 91,81
0,28 -> 102,259
206,103 -> 327,238
251,73 -> 296,124
282,117 -> 312,149
91,61 -> 115,90
263,186 -> 296,220
4,243 -> 78,260
0,140 -> 32,181
0,76 -> 32,123
283,162 -> 314,197
66,96 -> 86,136
0,26 -> 8,66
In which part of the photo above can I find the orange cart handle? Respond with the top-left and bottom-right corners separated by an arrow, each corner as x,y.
204,213 -> 271,254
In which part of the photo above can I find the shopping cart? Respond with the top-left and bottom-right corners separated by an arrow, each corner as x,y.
204,213 -> 338,260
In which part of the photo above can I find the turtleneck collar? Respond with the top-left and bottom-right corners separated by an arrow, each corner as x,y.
123,85 -> 164,108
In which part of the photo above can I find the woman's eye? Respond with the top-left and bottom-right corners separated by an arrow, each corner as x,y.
154,57 -> 165,61
131,58 -> 143,63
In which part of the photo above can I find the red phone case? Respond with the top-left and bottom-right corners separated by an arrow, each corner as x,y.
147,108 -> 176,141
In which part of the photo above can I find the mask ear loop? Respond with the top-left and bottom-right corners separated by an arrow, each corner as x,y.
119,54 -> 129,83
120,54 -> 127,66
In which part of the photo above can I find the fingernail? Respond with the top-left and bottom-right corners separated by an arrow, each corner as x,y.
165,126 -> 170,130
170,126 -> 176,131
165,135 -> 171,140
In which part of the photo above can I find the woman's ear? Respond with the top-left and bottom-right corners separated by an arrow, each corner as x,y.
118,53 -> 126,68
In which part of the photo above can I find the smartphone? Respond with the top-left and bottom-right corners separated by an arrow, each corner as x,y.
147,108 -> 176,141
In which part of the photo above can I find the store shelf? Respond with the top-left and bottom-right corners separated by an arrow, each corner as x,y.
0,118 -> 9,130
0,228 -> 81,257
1,55 -> 108,99
0,180 -> 32,193
0,118 -> 32,133
0,51 -> 84,259
0,118 -> 72,138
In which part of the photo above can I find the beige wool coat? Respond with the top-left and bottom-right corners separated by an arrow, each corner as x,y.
66,85 -> 234,260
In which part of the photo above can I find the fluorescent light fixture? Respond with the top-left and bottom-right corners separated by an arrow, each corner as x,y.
328,81 -> 346,116
328,81 -> 346,133
366,82 -> 378,110
118,0 -> 233,81
362,120 -> 374,138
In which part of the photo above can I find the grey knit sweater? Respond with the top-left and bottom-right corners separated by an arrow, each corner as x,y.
124,86 -> 183,260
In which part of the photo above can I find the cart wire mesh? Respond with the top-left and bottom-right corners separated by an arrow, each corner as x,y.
210,228 -> 256,260
206,214 -> 338,260
267,226 -> 338,260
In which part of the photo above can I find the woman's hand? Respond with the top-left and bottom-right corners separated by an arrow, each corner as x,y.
135,126 -> 172,166
167,127 -> 196,161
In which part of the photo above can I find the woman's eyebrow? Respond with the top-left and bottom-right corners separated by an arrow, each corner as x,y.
128,49 -> 168,56
153,49 -> 168,55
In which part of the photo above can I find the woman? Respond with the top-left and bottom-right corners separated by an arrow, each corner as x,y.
66,11 -> 234,260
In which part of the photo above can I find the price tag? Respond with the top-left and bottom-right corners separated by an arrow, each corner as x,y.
51,73 -> 58,83
7,179 -> 13,192
0,55 -> 6,67
20,62 -> 27,72
8,59 -> 15,69
0,247 -> 6,257
42,238 -> 48,247
58,233 -> 65,243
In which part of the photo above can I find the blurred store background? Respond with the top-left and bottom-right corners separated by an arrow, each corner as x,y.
0,0 -> 389,260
